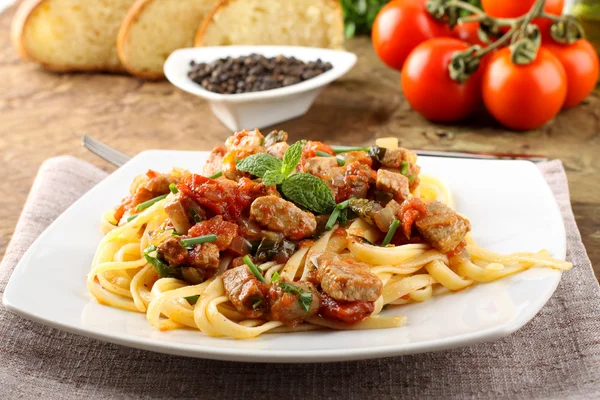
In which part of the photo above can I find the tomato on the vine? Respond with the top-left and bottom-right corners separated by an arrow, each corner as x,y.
481,0 -> 564,40
372,0 -> 452,71
482,47 -> 567,130
401,38 -> 484,122
543,40 -> 599,108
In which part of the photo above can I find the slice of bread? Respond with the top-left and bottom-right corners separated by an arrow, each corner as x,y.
118,0 -> 216,80
11,0 -> 136,72
195,0 -> 344,49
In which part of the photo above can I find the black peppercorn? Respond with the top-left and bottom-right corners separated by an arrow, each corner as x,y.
188,53 -> 333,95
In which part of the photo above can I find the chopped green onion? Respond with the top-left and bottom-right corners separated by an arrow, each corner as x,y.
209,171 -> 222,179
279,282 -> 312,313
180,234 -> 217,247
185,295 -> 199,304
136,194 -> 168,211
243,255 -> 267,284
336,156 -> 345,166
324,199 -> 352,231
189,208 -> 203,223
336,199 -> 352,209
400,161 -> 409,176
169,183 -> 178,194
252,297 -> 263,310
126,214 -> 138,222
316,150 -> 333,157
143,245 -> 175,277
381,219 -> 400,247
271,271 -> 281,282
408,174 -> 416,183
331,145 -> 370,154
325,208 -> 341,231
171,230 -> 181,237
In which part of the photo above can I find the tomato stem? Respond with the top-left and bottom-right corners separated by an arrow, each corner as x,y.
427,0 -> 585,81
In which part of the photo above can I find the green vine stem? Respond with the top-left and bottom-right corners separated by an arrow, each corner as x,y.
426,0 -> 586,82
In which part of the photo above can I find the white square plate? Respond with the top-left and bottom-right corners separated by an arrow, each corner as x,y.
3,152 -> 565,363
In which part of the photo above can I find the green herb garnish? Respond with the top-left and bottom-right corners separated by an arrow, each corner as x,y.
126,214 -> 138,222
179,234 -> 217,247
143,245 -> 176,277
279,282 -> 312,313
400,161 -> 409,176
281,140 -> 305,176
236,153 -> 283,179
243,255 -> 267,284
280,173 -> 336,214
271,271 -> 281,282
209,171 -> 222,179
331,145 -> 370,154
381,219 -> 400,247
169,183 -> 178,194
236,141 -> 336,214
251,297 -> 263,310
325,199 -> 352,231
185,295 -> 199,304
136,194 -> 168,211
336,156 -> 345,166
189,208 -> 203,223
315,150 -> 333,157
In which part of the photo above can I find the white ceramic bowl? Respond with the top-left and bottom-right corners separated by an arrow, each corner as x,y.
164,46 -> 357,131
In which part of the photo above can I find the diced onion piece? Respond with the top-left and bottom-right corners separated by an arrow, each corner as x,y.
373,207 -> 396,232
227,235 -> 253,256
375,137 -> 398,149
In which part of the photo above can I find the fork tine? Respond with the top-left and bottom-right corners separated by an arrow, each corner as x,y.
82,135 -> 132,167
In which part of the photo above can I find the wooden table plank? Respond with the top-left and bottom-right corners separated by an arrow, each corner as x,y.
0,6 -> 598,279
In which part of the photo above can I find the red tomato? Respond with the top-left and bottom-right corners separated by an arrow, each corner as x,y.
481,0 -> 564,41
482,47 -> 567,130
401,38 -> 484,122
372,0 -> 451,70
453,22 -> 486,47
543,40 -> 599,108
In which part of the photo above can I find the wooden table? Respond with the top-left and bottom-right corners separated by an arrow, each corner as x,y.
0,6 -> 598,280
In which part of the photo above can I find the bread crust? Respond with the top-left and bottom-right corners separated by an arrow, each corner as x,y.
11,0 -> 126,73
194,0 -> 344,47
117,0 -> 165,80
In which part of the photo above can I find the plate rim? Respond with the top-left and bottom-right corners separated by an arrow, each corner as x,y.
2,151 -> 566,363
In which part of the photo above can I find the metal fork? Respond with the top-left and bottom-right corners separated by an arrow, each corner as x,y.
82,135 -> 548,167
82,135 -> 131,167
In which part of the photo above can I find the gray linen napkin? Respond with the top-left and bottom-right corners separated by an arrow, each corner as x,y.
1,156 -> 599,399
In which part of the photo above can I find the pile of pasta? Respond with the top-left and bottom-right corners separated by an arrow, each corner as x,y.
88,175 -> 572,339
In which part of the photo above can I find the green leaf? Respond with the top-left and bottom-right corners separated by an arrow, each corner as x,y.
262,170 -> 286,186
281,140 -> 305,176
281,173 -> 336,214
236,153 -> 282,178
143,245 -> 176,278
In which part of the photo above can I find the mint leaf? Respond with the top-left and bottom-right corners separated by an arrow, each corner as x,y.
281,140 -> 305,176
262,170 -> 286,186
236,153 -> 282,178
281,173 -> 336,214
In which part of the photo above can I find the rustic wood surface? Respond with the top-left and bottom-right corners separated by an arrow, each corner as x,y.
0,6 -> 598,280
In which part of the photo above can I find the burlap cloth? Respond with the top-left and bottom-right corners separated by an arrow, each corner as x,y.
1,156 -> 599,399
